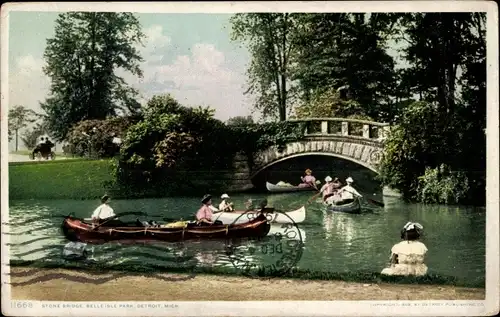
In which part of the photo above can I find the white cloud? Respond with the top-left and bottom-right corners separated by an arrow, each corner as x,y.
125,25 -> 253,121
8,55 -> 49,114
8,25 -> 253,129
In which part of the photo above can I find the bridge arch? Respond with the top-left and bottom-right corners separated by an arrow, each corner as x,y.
249,118 -> 388,179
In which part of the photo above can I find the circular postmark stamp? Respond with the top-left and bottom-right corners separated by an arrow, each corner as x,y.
224,208 -> 304,278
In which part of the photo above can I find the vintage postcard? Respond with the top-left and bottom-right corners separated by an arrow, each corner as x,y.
1,1 -> 499,316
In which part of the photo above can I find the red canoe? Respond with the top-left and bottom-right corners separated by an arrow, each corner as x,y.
61,213 -> 271,244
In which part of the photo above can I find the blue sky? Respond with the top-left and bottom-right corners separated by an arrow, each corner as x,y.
7,10 -> 411,151
8,11 -> 254,127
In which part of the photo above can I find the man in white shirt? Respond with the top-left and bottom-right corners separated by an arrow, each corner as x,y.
91,195 -> 116,220
337,177 -> 362,203
90,195 -> 127,227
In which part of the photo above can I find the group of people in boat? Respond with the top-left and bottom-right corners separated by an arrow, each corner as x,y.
295,169 -> 363,205
320,175 -> 362,205
87,193 -> 265,229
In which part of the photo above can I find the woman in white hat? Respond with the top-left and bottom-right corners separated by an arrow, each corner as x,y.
320,176 -> 335,201
337,176 -> 362,203
218,193 -> 234,212
381,222 -> 428,276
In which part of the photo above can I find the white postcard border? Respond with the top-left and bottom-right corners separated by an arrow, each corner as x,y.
1,1 -> 499,316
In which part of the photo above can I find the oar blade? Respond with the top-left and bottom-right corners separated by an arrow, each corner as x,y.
367,198 -> 385,207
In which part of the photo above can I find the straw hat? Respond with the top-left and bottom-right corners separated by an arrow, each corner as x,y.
100,194 -> 110,204
346,177 -> 354,183
325,176 -> 332,182
305,169 -> 312,174
201,194 -> 212,204
221,193 -> 230,199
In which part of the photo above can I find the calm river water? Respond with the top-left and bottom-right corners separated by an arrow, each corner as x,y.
7,191 -> 485,286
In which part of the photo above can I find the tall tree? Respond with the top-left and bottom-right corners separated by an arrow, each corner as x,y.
41,12 -> 145,140
8,105 -> 38,151
291,13 -> 400,121
231,13 -> 297,121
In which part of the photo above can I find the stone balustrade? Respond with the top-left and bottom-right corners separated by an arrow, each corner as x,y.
287,118 -> 390,141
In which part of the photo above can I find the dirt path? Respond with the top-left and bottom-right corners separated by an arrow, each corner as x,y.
9,267 -> 484,301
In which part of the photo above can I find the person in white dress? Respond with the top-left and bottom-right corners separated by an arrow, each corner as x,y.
218,193 -> 234,212
337,177 -> 362,203
381,222 -> 428,276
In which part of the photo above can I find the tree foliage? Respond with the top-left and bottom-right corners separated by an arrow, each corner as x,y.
65,115 -> 141,158
226,115 -> 254,126
291,13 -> 400,121
41,12 -> 145,140
21,121 -> 49,150
8,105 -> 39,151
114,94 -> 306,192
231,13 -> 298,121
376,13 -> 487,204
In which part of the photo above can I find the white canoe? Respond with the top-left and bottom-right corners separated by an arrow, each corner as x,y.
268,224 -> 306,242
266,182 -> 316,193
213,206 -> 306,225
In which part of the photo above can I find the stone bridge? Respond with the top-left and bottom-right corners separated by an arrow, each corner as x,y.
250,118 -> 389,178
227,117 -> 400,195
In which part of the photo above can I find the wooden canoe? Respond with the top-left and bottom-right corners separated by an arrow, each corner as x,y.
213,206 -> 306,225
326,198 -> 362,214
266,182 -> 316,193
62,213 -> 271,245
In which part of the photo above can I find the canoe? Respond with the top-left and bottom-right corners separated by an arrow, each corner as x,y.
213,206 -> 306,225
325,198 -> 362,214
62,213 -> 271,245
266,182 -> 316,193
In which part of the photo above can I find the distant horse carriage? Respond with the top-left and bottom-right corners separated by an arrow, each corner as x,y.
30,140 -> 56,161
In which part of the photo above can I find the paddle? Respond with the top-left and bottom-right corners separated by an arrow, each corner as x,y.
367,198 -> 385,207
339,189 -> 385,207
91,211 -> 164,230
307,192 -> 322,204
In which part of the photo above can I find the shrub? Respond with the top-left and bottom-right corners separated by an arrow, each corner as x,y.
416,164 -> 470,204
115,94 -> 306,192
66,116 -> 140,158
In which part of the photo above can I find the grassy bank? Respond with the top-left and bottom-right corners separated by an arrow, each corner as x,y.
9,159 -> 116,200
8,159 -> 252,200
9,260 -> 485,289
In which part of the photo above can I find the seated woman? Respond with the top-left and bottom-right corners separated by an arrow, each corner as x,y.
298,169 -> 317,189
381,222 -> 428,276
196,194 -> 223,226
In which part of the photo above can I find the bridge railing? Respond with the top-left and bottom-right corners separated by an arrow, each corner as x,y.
286,118 -> 390,141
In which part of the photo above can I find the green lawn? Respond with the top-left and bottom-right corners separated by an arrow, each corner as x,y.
9,159 -> 116,200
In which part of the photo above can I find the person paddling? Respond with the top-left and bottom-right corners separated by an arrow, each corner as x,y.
218,193 -> 234,212
299,169 -> 317,189
91,195 -> 127,227
337,177 -> 362,203
196,194 -> 223,226
320,176 -> 335,201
